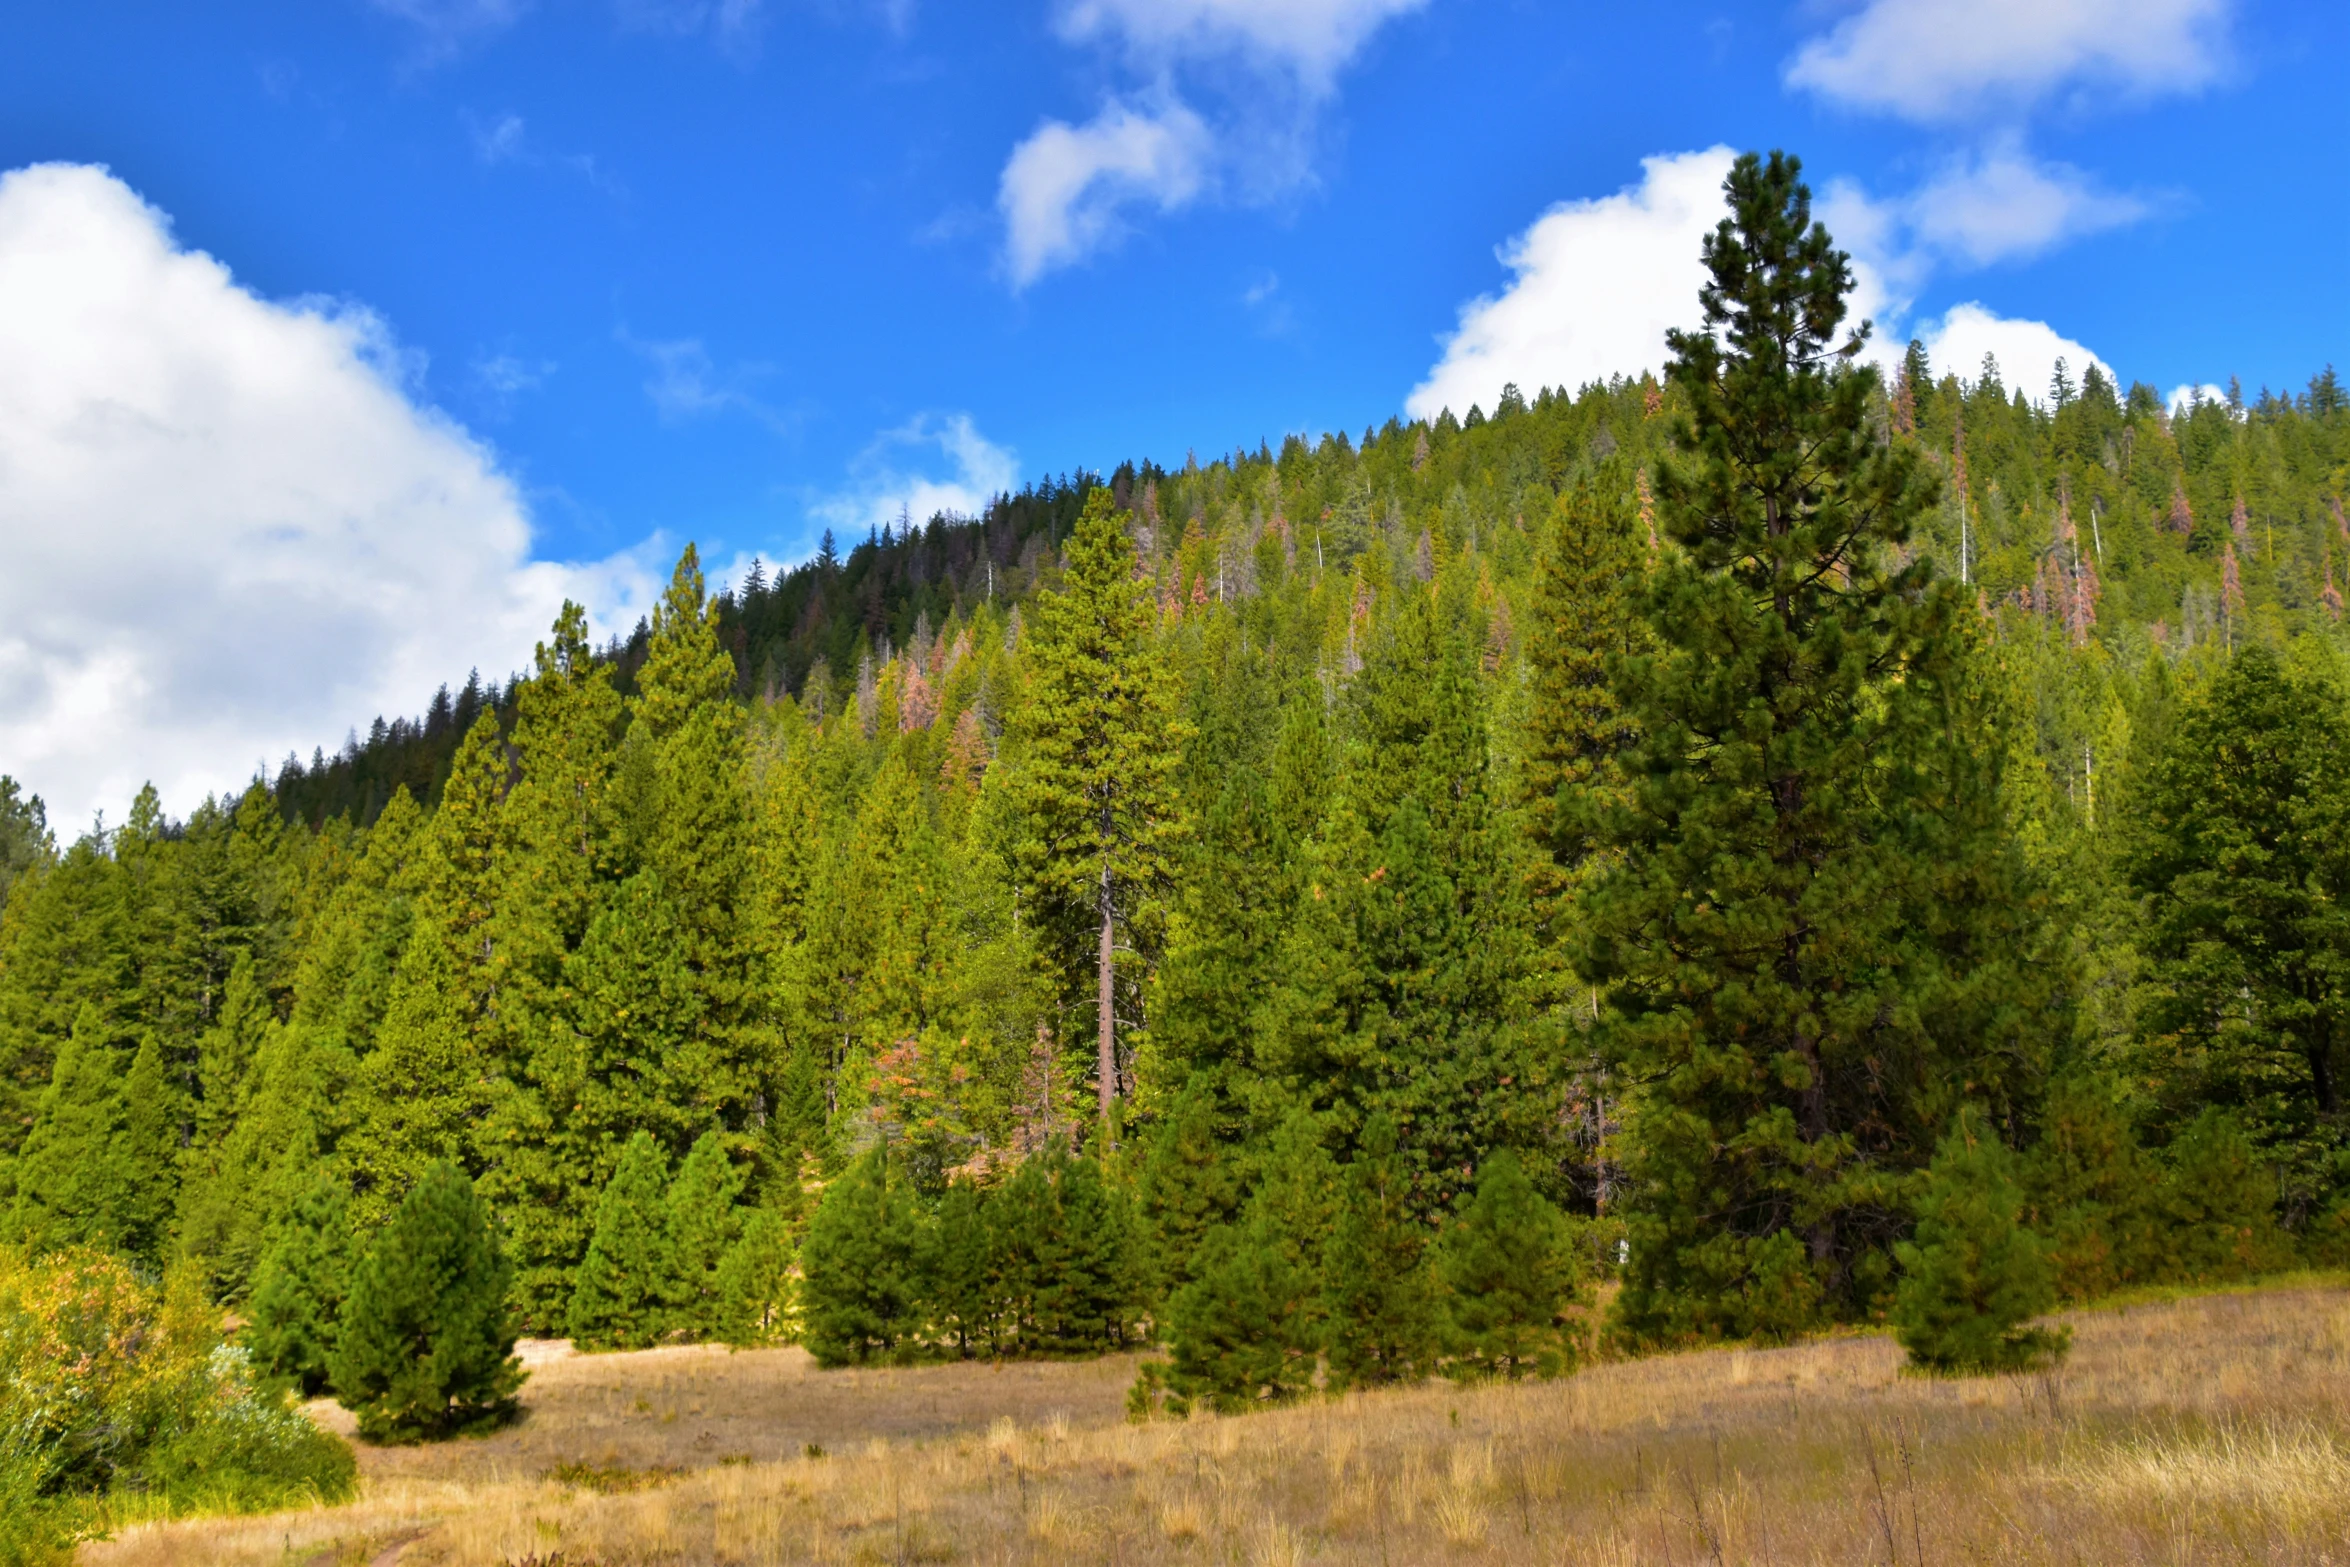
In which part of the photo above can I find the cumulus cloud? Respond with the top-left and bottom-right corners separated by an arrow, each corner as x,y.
0,163 -> 657,829
1407,148 -> 2122,423
810,414 -> 1018,540
1914,301 -> 2111,404
2169,382 -> 2229,414
999,0 -> 1425,285
999,96 -> 1214,288
1407,148 -> 1737,420
1819,145 -> 2147,290
1785,0 -> 2232,122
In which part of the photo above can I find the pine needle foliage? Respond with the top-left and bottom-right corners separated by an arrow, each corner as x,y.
1892,1114 -> 2068,1375
330,1162 -> 523,1443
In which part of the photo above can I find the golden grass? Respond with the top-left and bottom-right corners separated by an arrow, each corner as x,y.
84,1284 -> 2350,1565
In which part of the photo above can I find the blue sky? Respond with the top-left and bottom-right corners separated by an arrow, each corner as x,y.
0,0 -> 2343,821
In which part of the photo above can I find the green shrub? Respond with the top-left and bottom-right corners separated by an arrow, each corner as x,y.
331,1163 -> 525,1442
1893,1116 -> 2068,1374
0,1246 -> 357,1559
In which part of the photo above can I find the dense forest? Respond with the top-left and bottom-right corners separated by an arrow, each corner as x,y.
4,152 -> 2349,1421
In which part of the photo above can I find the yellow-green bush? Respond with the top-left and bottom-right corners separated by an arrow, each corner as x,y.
0,1247 -> 356,1563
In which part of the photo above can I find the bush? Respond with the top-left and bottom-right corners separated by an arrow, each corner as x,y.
331,1163 -> 525,1442
1893,1116 -> 2068,1374
0,1246 -> 357,1560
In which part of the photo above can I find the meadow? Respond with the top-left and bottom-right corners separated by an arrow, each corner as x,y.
81,1281 -> 2350,1566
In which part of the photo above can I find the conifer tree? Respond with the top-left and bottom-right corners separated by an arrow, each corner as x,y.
116,1033 -> 183,1265
331,1162 -> 524,1442
1134,1080 -> 1244,1305
9,1006 -> 134,1254
2124,645 -> 2350,1212
666,1129 -> 748,1341
345,714 -> 508,1223
245,1170 -> 359,1395
1892,1114 -> 2067,1374
1323,1112 -> 1438,1389
1584,150 -> 2054,1339
567,1131 -> 677,1351
1010,488 -> 1186,1126
630,547 -> 763,1133
1157,1111 -> 1332,1410
798,1148 -> 925,1366
715,1204 -> 796,1347
1438,1150 -> 1577,1378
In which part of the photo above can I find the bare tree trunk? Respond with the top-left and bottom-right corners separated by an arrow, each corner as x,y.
1098,866 -> 1117,1129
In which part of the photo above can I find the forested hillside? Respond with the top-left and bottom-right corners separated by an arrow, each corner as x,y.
3,154 -> 2347,1402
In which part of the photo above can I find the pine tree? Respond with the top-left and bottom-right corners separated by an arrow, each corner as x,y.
1438,1150 -> 1578,1378
1010,488 -> 1186,1127
1892,1115 -> 2067,1374
1584,150 -> 2055,1339
331,1162 -> 524,1442
666,1130 -> 748,1341
798,1148 -> 926,1366
1322,1113 -> 1439,1389
9,1006 -> 134,1254
345,714 -> 508,1224
245,1170 -> 359,1395
1134,1080 -> 1244,1306
631,546 -> 764,1136
116,1032 -> 183,1265
2124,645 -> 2350,1213
1157,1111 -> 1331,1410
566,1131 -> 677,1351
715,1203 -> 796,1347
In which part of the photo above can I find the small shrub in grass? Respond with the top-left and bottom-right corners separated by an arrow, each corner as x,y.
331,1162 -> 525,1442
1894,1114 -> 2070,1374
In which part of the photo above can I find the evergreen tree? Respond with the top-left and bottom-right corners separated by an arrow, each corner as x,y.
1322,1113 -> 1439,1389
798,1148 -> 925,1366
566,1131 -> 677,1351
1585,150 -> 2055,1339
1438,1150 -> 1577,1379
8,1006 -> 134,1254
1010,488 -> 1186,1125
1156,1111 -> 1331,1410
925,1178 -> 995,1355
331,1162 -> 524,1442
666,1130 -> 748,1341
1134,1080 -> 1244,1306
345,714 -> 508,1224
245,1170 -> 359,1395
1892,1115 -> 2068,1374
714,1203 -> 796,1347
2123,645 -> 2350,1213
116,1033 -> 183,1265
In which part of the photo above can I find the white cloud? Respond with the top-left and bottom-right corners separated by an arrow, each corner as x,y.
1785,0 -> 2232,122
617,328 -> 787,429
0,163 -> 657,829
612,0 -> 764,57
1407,148 -> 1735,421
2169,382 -> 2228,414
1915,301 -> 2111,405
369,0 -> 532,59
999,96 -> 1214,287
1057,0 -> 1428,91
811,414 -> 1018,540
1903,147 -> 2145,267
467,111 -> 529,165
998,0 -> 1424,284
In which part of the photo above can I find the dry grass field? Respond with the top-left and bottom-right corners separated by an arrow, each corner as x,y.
83,1283 -> 2350,1566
